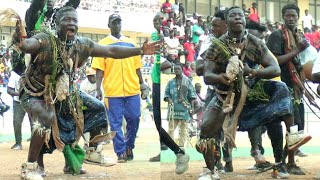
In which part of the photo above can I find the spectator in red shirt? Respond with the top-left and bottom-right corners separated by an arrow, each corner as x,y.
156,7 -> 169,21
312,28 -> 320,51
248,3 -> 260,22
162,18 -> 174,30
183,37 -> 195,63
162,0 -> 172,13
304,27 -> 313,46
182,61 -> 193,77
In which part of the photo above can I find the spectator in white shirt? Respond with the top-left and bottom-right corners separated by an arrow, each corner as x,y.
199,26 -> 209,44
192,12 -> 199,24
173,19 -> 185,37
7,63 -> 31,150
80,67 -> 107,150
302,9 -> 313,30
171,0 -> 179,14
80,67 -> 97,97
164,29 -> 182,58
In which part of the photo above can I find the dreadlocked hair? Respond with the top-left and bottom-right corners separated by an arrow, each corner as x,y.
55,6 -> 77,25
246,20 -> 267,32
215,8 -> 228,21
282,4 -> 300,17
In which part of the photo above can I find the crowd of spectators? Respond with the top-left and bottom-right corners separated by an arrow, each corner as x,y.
140,55 -> 155,75
0,46 -> 11,87
14,1 -> 320,77
15,0 -> 32,2
54,0 -> 161,14
156,0 -> 213,79
156,1 -> 316,81
15,0 -> 161,14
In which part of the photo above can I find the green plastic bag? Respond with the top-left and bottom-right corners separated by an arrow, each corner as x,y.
35,1 -> 48,30
63,144 -> 85,175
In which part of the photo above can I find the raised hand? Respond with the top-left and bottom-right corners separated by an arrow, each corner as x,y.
297,38 -> 310,52
141,39 -> 162,55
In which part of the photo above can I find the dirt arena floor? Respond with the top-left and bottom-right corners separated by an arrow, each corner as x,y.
161,155 -> 320,180
1,134 -> 320,180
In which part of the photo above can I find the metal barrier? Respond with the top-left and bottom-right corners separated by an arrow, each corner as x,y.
305,111 -> 320,134
141,67 -> 152,75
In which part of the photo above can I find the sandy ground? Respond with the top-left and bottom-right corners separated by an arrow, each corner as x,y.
1,141 -> 320,180
1,86 -> 320,180
161,155 -> 320,180
0,124 -> 161,180
1,128 -> 320,180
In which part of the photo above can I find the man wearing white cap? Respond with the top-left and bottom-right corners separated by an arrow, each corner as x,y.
80,67 -> 97,97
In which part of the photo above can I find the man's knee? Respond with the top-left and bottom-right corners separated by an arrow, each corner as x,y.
130,112 -> 141,121
82,92 -> 105,112
30,111 -> 54,137
200,111 -> 222,137
94,100 -> 105,112
32,108 -> 55,128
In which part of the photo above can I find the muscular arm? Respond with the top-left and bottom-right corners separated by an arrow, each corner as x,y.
90,43 -> 142,58
96,69 -> 103,89
195,59 -> 205,76
275,39 -> 309,65
7,87 -> 19,97
203,60 -> 223,85
161,59 -> 172,71
136,69 -> 143,84
274,50 -> 299,65
95,69 -> 104,99
19,38 -> 41,54
203,42 -> 230,85
256,50 -> 281,79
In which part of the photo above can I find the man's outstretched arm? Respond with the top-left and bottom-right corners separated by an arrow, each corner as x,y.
18,37 -> 41,54
90,40 -> 161,59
